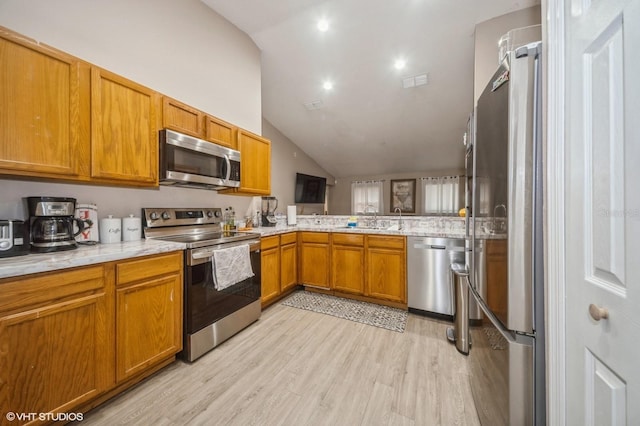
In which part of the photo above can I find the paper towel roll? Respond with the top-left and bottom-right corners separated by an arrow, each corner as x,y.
287,205 -> 297,226
122,214 -> 142,241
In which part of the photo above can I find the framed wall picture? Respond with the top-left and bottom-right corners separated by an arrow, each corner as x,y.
390,179 -> 416,213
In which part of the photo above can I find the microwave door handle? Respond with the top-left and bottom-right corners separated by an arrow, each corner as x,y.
224,154 -> 231,181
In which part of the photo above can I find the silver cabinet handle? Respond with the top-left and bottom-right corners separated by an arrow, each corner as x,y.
589,304 -> 609,321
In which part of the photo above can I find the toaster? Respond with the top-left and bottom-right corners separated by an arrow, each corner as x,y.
0,219 -> 30,258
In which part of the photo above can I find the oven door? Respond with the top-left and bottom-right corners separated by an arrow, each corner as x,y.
468,283 -> 535,426
160,129 -> 240,188
185,240 -> 261,335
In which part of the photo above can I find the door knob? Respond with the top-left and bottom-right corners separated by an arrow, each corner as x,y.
589,304 -> 609,321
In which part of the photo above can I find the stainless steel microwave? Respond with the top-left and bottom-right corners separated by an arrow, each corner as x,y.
159,129 -> 241,190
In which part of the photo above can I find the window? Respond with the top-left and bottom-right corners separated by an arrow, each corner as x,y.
351,180 -> 384,214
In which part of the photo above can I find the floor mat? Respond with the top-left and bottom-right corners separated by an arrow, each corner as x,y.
281,291 -> 407,333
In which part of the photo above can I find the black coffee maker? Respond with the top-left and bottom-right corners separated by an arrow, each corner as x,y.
26,197 -> 85,252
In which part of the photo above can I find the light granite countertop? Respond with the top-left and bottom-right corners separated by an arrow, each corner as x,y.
244,224 -> 467,239
0,215 -> 504,280
0,239 -> 186,280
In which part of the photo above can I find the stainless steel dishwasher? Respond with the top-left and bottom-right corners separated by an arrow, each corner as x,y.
407,236 -> 465,318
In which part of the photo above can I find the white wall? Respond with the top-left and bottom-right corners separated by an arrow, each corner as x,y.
0,0 -> 261,131
0,0 -> 262,221
262,119 -> 334,216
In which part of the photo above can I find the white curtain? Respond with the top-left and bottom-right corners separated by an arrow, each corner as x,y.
421,176 -> 461,214
351,180 -> 384,214
421,177 -> 441,214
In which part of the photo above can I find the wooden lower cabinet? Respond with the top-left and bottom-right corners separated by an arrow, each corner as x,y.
260,233 -> 297,307
365,235 -> 407,304
0,265 -> 114,422
115,253 -> 182,383
298,232 -> 331,289
279,233 -> 298,293
0,251 -> 183,423
331,233 -> 365,295
261,236 -> 281,306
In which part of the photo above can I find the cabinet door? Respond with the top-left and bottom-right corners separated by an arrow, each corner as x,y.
91,67 -> 160,186
261,245 -> 281,305
366,236 -> 407,303
116,272 -> 182,382
299,244 -> 330,289
233,129 -> 271,195
0,267 -> 113,417
332,244 -> 365,295
205,115 -> 237,149
280,241 -> 298,293
0,29 -> 89,179
162,96 -> 203,138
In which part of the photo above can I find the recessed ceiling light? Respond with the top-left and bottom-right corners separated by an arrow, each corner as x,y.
317,19 -> 329,32
394,59 -> 407,70
323,81 -> 333,90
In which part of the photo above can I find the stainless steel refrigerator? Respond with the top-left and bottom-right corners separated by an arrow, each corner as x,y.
466,41 -> 545,426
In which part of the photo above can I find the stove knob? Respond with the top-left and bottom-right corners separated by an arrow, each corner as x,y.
161,211 -> 171,220
206,211 -> 214,218
149,212 -> 159,221
214,210 -> 222,218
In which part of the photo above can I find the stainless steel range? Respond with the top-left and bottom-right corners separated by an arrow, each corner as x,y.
142,207 -> 262,362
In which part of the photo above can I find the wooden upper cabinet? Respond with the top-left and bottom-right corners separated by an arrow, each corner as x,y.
204,115 -> 237,149
0,27 -> 90,179
162,96 -> 203,138
162,96 -> 237,149
221,129 -> 271,195
91,67 -> 160,186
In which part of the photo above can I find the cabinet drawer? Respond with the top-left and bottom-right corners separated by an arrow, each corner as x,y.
332,233 -> 364,246
0,265 -> 105,313
300,232 -> 329,244
280,232 -> 297,245
367,235 -> 405,250
261,235 -> 280,250
117,252 -> 182,286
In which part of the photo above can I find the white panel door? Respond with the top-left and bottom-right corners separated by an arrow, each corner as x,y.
565,0 -> 640,424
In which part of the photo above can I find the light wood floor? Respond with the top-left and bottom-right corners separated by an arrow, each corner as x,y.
81,303 -> 480,426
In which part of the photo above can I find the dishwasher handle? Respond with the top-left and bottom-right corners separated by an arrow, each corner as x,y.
412,243 -> 447,250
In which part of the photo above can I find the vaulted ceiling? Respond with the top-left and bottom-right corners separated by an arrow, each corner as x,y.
202,0 -> 540,177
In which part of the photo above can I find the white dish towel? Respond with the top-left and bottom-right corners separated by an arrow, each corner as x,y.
211,244 -> 254,291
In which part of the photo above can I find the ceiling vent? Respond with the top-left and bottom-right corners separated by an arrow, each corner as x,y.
402,73 -> 428,89
304,100 -> 324,110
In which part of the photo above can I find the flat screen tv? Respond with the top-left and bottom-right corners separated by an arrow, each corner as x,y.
295,173 -> 327,204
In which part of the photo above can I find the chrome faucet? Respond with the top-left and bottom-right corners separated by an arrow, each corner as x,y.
493,203 -> 507,233
363,205 -> 378,228
393,207 -> 403,230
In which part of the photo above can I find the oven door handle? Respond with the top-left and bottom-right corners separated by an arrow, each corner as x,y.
190,241 -> 261,261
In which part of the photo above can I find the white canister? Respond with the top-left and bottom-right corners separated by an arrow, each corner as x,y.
122,214 -> 142,241
99,215 -> 122,244
75,203 -> 99,243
